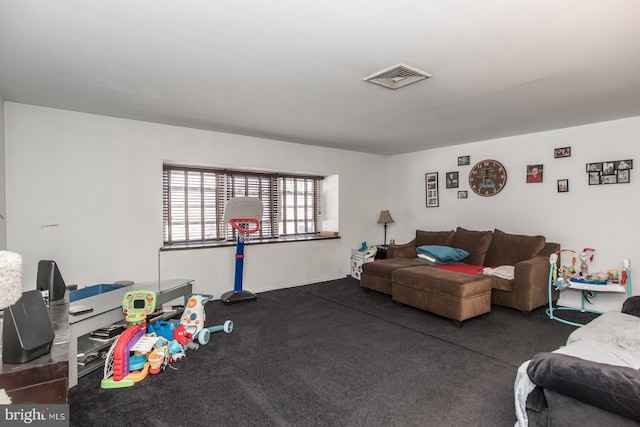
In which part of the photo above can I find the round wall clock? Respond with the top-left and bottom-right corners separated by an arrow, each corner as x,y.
469,159 -> 507,197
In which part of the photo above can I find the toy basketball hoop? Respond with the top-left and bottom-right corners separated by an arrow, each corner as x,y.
229,218 -> 261,236
221,197 -> 263,304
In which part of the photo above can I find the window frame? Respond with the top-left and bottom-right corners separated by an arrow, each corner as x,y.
162,164 -> 327,249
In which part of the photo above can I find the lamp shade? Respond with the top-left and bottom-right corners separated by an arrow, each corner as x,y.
377,210 -> 394,224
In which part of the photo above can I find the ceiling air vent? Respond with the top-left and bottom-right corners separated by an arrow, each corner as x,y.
363,63 -> 432,90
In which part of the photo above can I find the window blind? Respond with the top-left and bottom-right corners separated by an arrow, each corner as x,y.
163,165 -> 323,245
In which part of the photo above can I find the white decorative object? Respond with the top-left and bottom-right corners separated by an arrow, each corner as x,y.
0,251 -> 23,311
482,265 -> 515,280
351,248 -> 376,280
0,250 -> 23,404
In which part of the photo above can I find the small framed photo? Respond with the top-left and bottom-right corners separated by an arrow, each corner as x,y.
458,155 -> 470,166
445,171 -> 459,189
601,174 -> 617,184
586,162 -> 602,172
616,159 -> 632,170
617,169 -> 630,183
603,162 -> 615,174
557,179 -> 569,193
526,164 -> 543,183
457,190 -> 468,199
554,147 -> 571,158
425,172 -> 439,207
588,172 -> 600,185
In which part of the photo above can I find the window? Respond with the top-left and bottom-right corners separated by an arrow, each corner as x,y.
163,165 -> 324,246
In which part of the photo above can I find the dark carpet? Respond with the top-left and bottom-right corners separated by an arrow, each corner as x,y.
69,277 -> 593,427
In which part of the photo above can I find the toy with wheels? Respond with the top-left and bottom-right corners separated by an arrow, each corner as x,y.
181,293 -> 233,345
147,320 -> 179,341
198,320 -> 233,345
221,197 -> 263,304
101,290 -> 157,389
148,344 -> 168,375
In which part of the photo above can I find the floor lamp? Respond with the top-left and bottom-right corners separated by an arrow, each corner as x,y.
377,210 -> 394,247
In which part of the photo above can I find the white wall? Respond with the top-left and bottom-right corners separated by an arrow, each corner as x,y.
0,92 -> 6,249
4,103 -> 388,296
6,102 -> 638,312
388,117 -> 640,312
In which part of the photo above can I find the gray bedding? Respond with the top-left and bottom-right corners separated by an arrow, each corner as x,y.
514,311 -> 640,426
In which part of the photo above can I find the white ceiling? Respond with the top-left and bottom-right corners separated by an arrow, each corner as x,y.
1,1 -> 639,155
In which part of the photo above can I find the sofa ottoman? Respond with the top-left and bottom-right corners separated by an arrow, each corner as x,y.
360,258 -> 422,294
391,266 -> 492,326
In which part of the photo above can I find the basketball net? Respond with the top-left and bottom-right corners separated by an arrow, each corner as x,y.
237,224 -> 251,243
229,218 -> 261,242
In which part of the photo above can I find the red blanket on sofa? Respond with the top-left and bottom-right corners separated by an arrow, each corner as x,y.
435,264 -> 485,275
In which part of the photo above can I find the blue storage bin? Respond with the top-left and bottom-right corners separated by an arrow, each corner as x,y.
69,284 -> 127,302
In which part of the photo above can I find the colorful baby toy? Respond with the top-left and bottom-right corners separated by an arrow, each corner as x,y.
181,293 -> 233,345
100,290 -> 234,389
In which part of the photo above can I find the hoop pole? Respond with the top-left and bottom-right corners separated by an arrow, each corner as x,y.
233,231 -> 245,293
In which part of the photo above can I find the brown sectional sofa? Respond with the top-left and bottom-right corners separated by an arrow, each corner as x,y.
360,227 -> 560,326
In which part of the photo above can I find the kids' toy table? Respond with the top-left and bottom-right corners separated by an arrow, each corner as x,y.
68,279 -> 193,388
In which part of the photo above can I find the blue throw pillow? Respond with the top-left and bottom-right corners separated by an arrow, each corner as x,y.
416,245 -> 469,262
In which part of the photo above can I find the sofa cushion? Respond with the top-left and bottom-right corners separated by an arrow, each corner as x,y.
417,245 -> 469,262
361,258 -> 422,280
485,275 -> 515,291
392,266 -> 492,298
415,230 -> 456,247
483,229 -> 546,267
622,296 -> 640,318
543,389 -> 640,427
450,227 -> 493,266
527,352 -> 640,422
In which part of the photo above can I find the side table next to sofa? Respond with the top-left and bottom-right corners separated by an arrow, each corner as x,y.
375,245 -> 388,260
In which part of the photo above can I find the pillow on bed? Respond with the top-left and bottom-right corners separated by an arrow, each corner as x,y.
527,352 -> 640,422
417,245 -> 469,262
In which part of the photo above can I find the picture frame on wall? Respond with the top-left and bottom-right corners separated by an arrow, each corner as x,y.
457,156 -> 470,166
616,159 -> 632,170
586,162 -> 602,172
618,169 -> 630,183
425,172 -> 439,207
601,174 -> 617,184
554,147 -> 571,158
526,164 -> 543,183
603,161 -> 615,174
586,159 -> 633,185
445,171 -> 459,189
557,179 -> 569,193
457,190 -> 468,199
